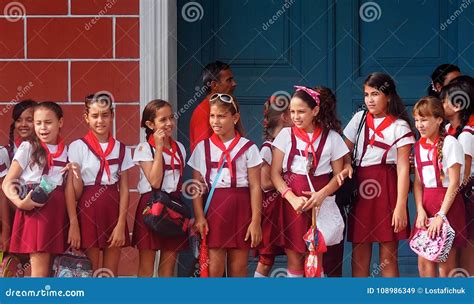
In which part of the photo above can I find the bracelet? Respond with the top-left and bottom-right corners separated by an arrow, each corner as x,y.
281,188 -> 292,199
435,211 -> 447,222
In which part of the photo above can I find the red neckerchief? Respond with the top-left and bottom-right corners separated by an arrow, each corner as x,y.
40,137 -> 65,169
210,132 -> 241,178
447,124 -> 456,136
14,138 -> 23,149
366,113 -> 395,146
83,130 -> 115,181
292,126 -> 322,168
468,114 -> 474,127
419,137 -> 439,169
448,114 -> 474,135
148,136 -> 182,176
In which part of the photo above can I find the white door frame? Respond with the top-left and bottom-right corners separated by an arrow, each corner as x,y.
140,0 -> 178,142
139,0 -> 178,276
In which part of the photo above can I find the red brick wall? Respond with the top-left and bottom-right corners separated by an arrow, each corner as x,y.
0,0 -> 140,276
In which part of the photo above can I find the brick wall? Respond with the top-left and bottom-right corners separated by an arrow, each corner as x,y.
0,0 -> 140,276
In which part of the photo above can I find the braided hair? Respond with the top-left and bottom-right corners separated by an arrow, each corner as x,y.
413,96 -> 446,178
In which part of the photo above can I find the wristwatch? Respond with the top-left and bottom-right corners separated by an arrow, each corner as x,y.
435,211 -> 447,222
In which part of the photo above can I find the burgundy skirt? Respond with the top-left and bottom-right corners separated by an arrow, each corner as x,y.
9,187 -> 68,254
279,172 -> 330,254
206,187 -> 252,249
77,185 -> 131,249
132,191 -> 188,251
256,190 -> 284,257
348,164 -> 410,243
422,187 -> 466,248
461,179 -> 474,240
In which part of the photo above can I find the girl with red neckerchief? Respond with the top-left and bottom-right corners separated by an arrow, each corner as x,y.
271,86 -> 349,277
413,96 -> 466,277
0,100 -> 36,254
253,95 -> 292,278
341,73 -> 415,277
2,102 -> 75,277
440,77 -> 474,276
132,99 -> 188,277
188,93 -> 263,277
68,93 -> 134,277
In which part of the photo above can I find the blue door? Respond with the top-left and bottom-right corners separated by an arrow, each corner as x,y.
177,0 -> 474,276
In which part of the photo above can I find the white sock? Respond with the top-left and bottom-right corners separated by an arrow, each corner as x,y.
254,271 -> 267,278
287,269 -> 304,278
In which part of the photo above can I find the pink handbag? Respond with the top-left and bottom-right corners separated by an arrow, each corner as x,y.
409,217 -> 455,263
0,252 -> 24,277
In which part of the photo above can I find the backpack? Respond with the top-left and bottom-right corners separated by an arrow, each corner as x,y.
143,190 -> 191,238
51,251 -> 92,277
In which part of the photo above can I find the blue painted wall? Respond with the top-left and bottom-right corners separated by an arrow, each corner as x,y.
177,0 -> 474,277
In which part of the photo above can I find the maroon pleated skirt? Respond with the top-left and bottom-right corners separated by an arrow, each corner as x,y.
256,189 -> 284,257
77,185 -> 130,249
461,179 -> 474,240
348,164 -> 410,243
279,172 -> 330,254
132,191 -> 189,251
422,187 -> 466,248
9,187 -> 68,254
206,187 -> 252,249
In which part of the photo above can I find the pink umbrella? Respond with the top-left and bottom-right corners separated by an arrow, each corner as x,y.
303,208 -> 327,277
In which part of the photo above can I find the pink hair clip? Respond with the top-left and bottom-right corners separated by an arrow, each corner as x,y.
294,85 -> 320,106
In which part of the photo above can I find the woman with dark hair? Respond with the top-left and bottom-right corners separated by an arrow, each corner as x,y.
340,72 -> 415,277
440,76 -> 474,276
0,100 -> 36,256
427,64 -> 461,97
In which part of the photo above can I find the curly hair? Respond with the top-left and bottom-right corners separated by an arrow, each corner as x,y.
292,86 -> 342,134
